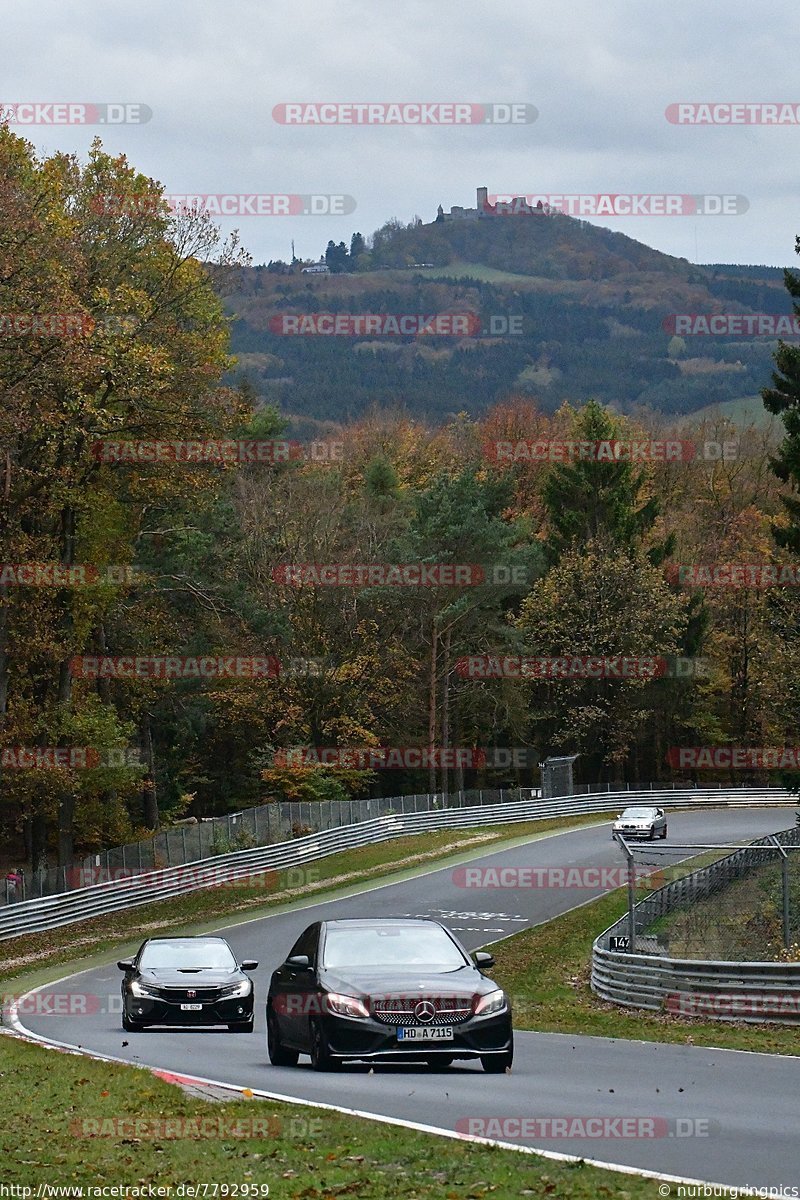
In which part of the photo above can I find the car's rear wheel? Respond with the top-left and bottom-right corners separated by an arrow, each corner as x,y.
267,1007 -> 299,1066
228,1019 -> 253,1033
309,1018 -> 340,1071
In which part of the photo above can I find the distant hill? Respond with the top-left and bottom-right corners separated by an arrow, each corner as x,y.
222,207 -> 796,429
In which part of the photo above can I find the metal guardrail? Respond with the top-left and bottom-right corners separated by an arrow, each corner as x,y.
14,778 -> 754,904
1,786 -> 794,942
592,823 -> 800,1024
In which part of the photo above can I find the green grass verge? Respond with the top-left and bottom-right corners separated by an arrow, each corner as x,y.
0,1034 -> 665,1197
490,887 -> 800,1056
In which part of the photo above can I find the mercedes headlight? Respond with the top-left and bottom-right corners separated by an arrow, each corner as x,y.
325,993 -> 369,1018
474,989 -> 507,1016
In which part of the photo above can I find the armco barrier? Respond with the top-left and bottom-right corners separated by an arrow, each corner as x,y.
0,787 -> 794,942
592,823 -> 800,1024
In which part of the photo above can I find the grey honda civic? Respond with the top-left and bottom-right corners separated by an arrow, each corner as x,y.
266,918 -> 513,1072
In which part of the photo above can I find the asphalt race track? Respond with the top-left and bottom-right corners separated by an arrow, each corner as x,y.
14,808 -> 800,1190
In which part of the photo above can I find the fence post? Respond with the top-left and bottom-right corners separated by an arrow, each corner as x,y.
782,850 -> 791,952
254,806 -> 260,843
618,837 -> 635,951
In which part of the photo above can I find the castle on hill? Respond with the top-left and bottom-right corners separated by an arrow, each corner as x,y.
436,186 -> 545,221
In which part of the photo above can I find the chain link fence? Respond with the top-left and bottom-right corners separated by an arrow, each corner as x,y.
1,779 -> 781,908
617,824 -> 800,961
2,788 -> 514,905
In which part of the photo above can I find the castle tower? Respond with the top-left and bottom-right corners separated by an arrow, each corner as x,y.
476,186 -> 489,213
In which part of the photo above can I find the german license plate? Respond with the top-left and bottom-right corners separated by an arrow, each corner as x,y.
397,1026 -> 453,1041
180,1003 -> 203,1011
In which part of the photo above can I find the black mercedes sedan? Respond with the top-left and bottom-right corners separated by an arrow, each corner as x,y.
118,936 -> 258,1032
266,918 -> 513,1072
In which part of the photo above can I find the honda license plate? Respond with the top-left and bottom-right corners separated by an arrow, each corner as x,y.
180,1003 -> 203,1011
397,1026 -> 453,1041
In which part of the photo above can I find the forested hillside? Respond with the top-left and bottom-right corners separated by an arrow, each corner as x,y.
227,212 -> 793,427
4,129 -> 800,872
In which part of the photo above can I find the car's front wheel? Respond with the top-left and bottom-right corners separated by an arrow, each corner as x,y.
426,1055 -> 454,1069
309,1018 -> 340,1071
661,825 -> 668,839
267,1008 -> 299,1066
481,1037 -> 513,1073
122,1011 -> 144,1032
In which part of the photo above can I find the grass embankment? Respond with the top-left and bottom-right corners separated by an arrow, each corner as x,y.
0,1035 -> 667,1197
491,886 -> 800,1056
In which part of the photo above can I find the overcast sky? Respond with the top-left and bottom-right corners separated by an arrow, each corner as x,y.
3,0 -> 799,268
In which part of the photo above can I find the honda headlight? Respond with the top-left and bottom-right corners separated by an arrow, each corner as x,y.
325,993 -> 369,1018
219,980 -> 252,999
474,989 -> 507,1017
130,980 -> 159,998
